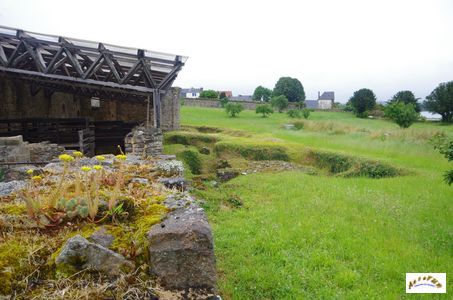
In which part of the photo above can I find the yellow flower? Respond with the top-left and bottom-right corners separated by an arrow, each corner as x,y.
26,169 -> 34,175
115,154 -> 127,161
81,166 -> 92,172
32,175 -> 42,181
93,165 -> 103,171
59,154 -> 75,162
73,151 -> 83,158
95,155 -> 106,161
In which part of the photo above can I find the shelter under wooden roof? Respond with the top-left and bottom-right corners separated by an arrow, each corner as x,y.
0,25 -> 187,128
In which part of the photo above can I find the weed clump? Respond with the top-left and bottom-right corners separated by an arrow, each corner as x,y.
214,141 -> 290,161
293,120 -> 305,130
165,131 -> 218,147
180,149 -> 203,174
308,150 -> 403,178
310,151 -> 352,173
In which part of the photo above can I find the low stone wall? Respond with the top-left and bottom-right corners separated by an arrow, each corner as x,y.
182,98 -> 299,110
0,136 -> 29,163
0,136 -> 66,181
124,126 -> 163,157
0,136 -> 64,164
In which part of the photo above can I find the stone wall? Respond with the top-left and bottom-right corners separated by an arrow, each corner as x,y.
0,77 -> 180,130
0,135 -> 65,164
182,98 -> 299,110
0,136 -> 65,181
0,136 -> 29,163
124,126 -> 163,157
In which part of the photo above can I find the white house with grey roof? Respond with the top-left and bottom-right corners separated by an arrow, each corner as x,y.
305,91 -> 335,109
180,87 -> 203,98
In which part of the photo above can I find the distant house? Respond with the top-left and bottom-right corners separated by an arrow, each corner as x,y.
230,94 -> 253,101
317,91 -> 334,109
304,91 -> 335,109
180,87 -> 203,98
218,91 -> 233,98
305,100 -> 319,109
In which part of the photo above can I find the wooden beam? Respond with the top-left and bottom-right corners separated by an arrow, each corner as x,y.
22,40 -> 45,72
157,61 -> 183,90
153,90 -> 161,128
120,60 -> 141,84
44,47 -> 63,73
102,53 -> 121,83
82,54 -> 103,79
0,45 -> 7,66
63,47 -> 83,76
0,66 -> 156,94
141,59 -> 156,88
6,41 -> 25,67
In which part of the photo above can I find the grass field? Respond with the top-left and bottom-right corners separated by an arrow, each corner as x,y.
165,106 -> 453,299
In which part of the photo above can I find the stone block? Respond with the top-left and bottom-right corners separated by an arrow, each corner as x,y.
0,135 -> 23,146
148,206 -> 217,292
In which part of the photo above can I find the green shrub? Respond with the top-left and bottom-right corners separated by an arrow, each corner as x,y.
310,150 -> 402,178
214,142 -> 290,161
385,102 -> 419,128
255,104 -> 274,117
200,90 -> 218,99
311,151 -> 352,173
219,97 -> 229,108
180,149 -> 202,174
165,132 -> 218,146
293,120 -> 305,130
347,161 -> 401,178
193,126 -> 223,133
287,109 -> 301,118
225,103 -> 244,117
302,108 -> 310,119
270,95 -> 289,113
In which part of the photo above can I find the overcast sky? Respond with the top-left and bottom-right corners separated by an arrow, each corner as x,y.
0,0 -> 452,102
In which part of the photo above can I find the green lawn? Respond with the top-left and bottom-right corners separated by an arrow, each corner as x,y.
169,107 -> 453,299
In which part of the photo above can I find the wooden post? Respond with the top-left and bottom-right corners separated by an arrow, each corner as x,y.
146,95 -> 150,128
153,90 -> 161,128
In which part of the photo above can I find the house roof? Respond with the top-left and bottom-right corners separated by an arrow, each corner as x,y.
305,100 -> 318,109
230,95 -> 253,101
218,91 -> 233,97
181,87 -> 203,94
319,91 -> 335,100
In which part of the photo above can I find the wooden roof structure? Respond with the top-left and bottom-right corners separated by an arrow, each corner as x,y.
0,26 -> 187,127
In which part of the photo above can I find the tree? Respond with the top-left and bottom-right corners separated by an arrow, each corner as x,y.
384,102 -> 419,128
388,90 -> 421,112
253,86 -> 272,102
432,134 -> 453,185
219,92 -> 227,99
348,88 -> 376,117
270,95 -> 289,113
199,90 -> 218,99
255,104 -> 274,117
424,81 -> 453,123
225,102 -> 244,117
273,77 -> 306,102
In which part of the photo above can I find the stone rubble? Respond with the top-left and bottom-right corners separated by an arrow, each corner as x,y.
125,126 -> 163,157
56,235 -> 132,276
